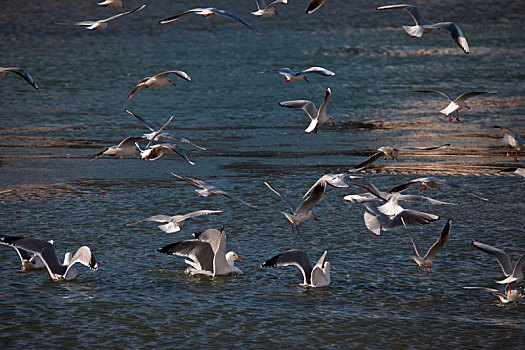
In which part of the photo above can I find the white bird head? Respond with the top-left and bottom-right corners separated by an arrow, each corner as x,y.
226,251 -> 243,266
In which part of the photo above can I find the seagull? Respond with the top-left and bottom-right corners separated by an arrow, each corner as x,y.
264,181 -> 324,235
97,0 -> 123,8
171,173 -> 258,208
261,250 -> 331,287
125,70 -> 191,102
0,67 -> 39,90
301,173 -> 388,201
376,4 -> 469,54
125,109 -> 206,150
251,0 -> 287,17
279,88 -> 334,134
159,8 -> 261,35
499,168 -> 525,178
414,90 -> 492,122
157,227 -> 242,276
137,143 -> 194,164
463,287 -> 523,304
349,144 -> 450,171
0,238 -> 54,270
57,4 -> 145,30
344,191 -> 456,211
390,176 -> 489,202
361,201 -> 439,238
306,0 -> 327,15
0,236 -> 98,280
275,67 -> 335,83
472,241 -> 525,295
403,218 -> 451,275
493,126 -> 524,162
89,136 -> 143,161
126,210 -> 223,233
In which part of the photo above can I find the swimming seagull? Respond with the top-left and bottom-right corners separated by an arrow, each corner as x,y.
463,286 -> 523,304
279,88 -> 334,134
261,250 -> 331,287
493,126 -> 524,162
472,241 -> 525,294
349,144 -> 450,171
414,90 -> 492,122
157,227 -> 242,276
0,67 -> 39,90
97,0 -> 123,8
171,172 -> 258,208
159,8 -> 261,35
125,109 -> 206,150
251,0 -> 287,17
402,218 -> 451,275
306,0 -> 327,15
0,238 -> 53,270
275,67 -> 335,83
390,176 -> 489,202
57,4 -> 145,30
0,236 -> 98,280
89,136 -> 143,161
376,4 -> 469,54
126,210 -> 223,233
125,70 -> 192,102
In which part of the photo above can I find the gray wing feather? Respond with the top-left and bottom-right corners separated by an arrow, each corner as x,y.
103,4 -> 146,22
296,181 -> 326,214
414,90 -> 453,101
261,250 -> 313,285
0,67 -> 39,89
158,240 -> 214,272
472,241 -> 513,276
211,8 -> 261,35
424,219 -> 452,259
264,181 -> 297,212
279,100 -> 318,120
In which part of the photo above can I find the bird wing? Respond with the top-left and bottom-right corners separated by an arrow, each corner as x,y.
511,253 -> 525,279
427,22 -> 469,54
125,109 -> 158,132
472,241 -> 513,276
350,151 -> 384,170
126,78 -> 149,101
159,9 -> 205,24
275,68 -> 295,77
158,240 -> 214,272
397,194 -> 456,205
264,181 -> 297,212
193,228 -> 223,256
389,209 -> 439,229
463,286 -> 507,299
301,67 -> 335,77
117,136 -> 143,148
267,0 -> 287,10
424,219 -> 452,259
153,143 -> 195,165
261,250 -> 313,285
376,4 -> 428,25
126,214 -> 174,226
171,172 -> 207,188
254,0 -> 266,10
0,67 -> 39,89
454,91 -> 490,104
279,100 -> 318,120
413,90 -> 453,102
389,178 -> 422,193
318,88 -> 332,117
89,147 -> 109,161
396,144 -> 451,152
301,174 -> 347,200
180,210 -> 223,220
102,4 -> 146,22
64,246 -> 98,276
154,70 -> 192,82
210,8 -> 261,35
400,218 -> 422,258
438,178 -> 489,202
296,180 -> 326,214
70,21 -> 97,26
213,190 -> 258,208
306,0 -> 327,15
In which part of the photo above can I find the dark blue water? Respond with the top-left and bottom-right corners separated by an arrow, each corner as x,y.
1,0 -> 524,348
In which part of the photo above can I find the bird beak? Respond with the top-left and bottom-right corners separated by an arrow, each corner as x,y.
304,77 -> 309,83
312,213 -> 319,222
235,257 -> 243,262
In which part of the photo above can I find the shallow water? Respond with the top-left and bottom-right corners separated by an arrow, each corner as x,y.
1,0 -> 524,348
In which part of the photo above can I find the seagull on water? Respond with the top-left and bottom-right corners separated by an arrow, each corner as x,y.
349,144 -> 450,171
57,4 -> 145,30
97,0 -> 123,8
126,70 -> 192,102
376,4 -> 469,54
251,0 -> 287,17
159,8 -> 261,35
125,109 -> 206,150
403,218 -> 452,275
262,250 -> 331,287
157,227 -> 242,276
414,90 -> 492,122
280,88 -> 335,134
463,287 -> 523,304
472,241 -> 524,295
0,236 -> 98,280
171,173 -> 258,208
275,67 -> 335,83
0,67 -> 39,90
493,126 -> 524,162
0,238 -> 54,270
126,210 -> 223,233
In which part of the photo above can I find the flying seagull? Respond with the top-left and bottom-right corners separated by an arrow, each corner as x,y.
89,136 -> 143,161
279,88 -> 335,134
57,4 -> 145,30
251,0 -> 288,17
157,227 -> 242,276
414,90 -> 492,122
159,8 -> 261,35
275,67 -> 335,83
171,173 -> 258,208
262,250 -> 331,287
376,4 -> 469,54
0,67 -> 39,90
126,210 -> 223,233
126,70 -> 192,102
0,236 -> 98,280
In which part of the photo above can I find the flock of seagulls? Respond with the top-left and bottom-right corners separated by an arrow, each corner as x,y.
1,2 -> 523,304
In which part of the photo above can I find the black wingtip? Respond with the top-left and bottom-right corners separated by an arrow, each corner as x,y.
261,254 -> 279,268
0,235 -> 24,245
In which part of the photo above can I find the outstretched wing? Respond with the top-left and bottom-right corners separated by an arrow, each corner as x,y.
261,249 -> 313,285
213,190 -> 258,208
154,70 -> 192,82
64,246 -> 98,276
414,90 -> 453,102
306,0 -> 327,15
0,67 -> 39,89
427,22 -> 469,54
472,241 -> 513,276
102,4 -> 146,22
158,240 -> 214,272
171,172 -> 207,188
376,4 -> 429,25
350,151 -> 384,170
211,8 -> 261,35
424,219 -> 452,259
279,100 -> 318,120
180,210 -> 223,220
454,91 -> 490,104
264,181 -> 297,212
301,67 -> 335,77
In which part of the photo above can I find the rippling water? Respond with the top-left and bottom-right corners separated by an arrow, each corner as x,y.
1,0 -> 524,348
